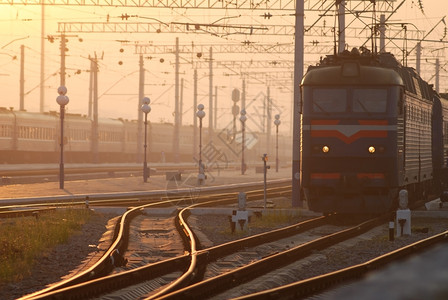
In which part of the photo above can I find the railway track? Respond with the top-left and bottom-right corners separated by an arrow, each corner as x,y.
0,163 -> 196,177
157,214 -> 386,299
13,184 -> 448,300
0,163 -> 269,185
18,185 -> 290,299
0,163 -> 197,186
20,202 -> 389,300
233,228 -> 448,299
0,176 -> 289,208
160,212 -> 448,300
17,197 -> 380,299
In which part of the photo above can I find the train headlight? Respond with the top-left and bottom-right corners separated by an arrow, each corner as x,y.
368,146 -> 376,154
322,145 -> 330,153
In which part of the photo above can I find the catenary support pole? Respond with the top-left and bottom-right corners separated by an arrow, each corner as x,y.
292,0 -> 304,207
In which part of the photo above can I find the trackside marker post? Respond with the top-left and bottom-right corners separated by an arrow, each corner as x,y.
396,189 -> 411,236
262,154 -> 270,209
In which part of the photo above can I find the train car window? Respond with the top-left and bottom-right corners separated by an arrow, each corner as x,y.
352,89 -> 387,113
0,125 -> 11,137
312,89 -> 347,113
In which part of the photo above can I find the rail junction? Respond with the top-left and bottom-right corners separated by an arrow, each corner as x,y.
1,166 -> 448,299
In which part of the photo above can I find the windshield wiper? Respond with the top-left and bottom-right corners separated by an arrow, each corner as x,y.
313,101 -> 330,115
354,98 -> 372,116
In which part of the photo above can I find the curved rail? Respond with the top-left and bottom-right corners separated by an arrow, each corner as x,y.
19,198 -> 186,300
147,207 -> 202,299
147,186 -> 297,299
22,185 -> 291,299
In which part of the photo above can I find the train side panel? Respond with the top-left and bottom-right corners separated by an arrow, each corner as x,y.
403,93 -> 433,199
149,123 -> 175,162
97,118 -> 126,162
123,119 -> 138,161
15,111 -> 58,163
0,109 -> 15,153
64,114 -> 92,162
0,108 -> 293,166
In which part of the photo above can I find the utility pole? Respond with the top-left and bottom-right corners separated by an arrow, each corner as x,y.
138,54 -> 144,162
214,86 -> 218,129
174,37 -> 180,162
380,14 -> 386,53
242,78 -> 246,112
40,3 -> 45,113
88,58 -> 93,119
193,69 -> 198,158
338,0 -> 346,54
266,85 -> 271,154
60,33 -> 66,86
91,54 -> 99,163
19,45 -> 24,111
436,58 -> 440,93
292,0 -> 304,207
416,42 -> 421,75
180,78 -> 184,126
209,46 -> 213,142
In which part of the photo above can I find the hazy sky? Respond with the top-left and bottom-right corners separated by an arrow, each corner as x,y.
0,1 -> 447,134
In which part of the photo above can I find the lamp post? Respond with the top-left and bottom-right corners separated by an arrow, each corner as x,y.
196,104 -> 206,185
141,97 -> 151,182
240,109 -> 247,175
274,114 -> 281,173
56,86 -> 69,189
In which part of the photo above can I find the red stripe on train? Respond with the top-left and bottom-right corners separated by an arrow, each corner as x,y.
311,130 -> 387,144
310,173 -> 341,179
357,173 -> 385,179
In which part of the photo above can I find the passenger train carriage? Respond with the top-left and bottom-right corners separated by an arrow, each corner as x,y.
0,107 -> 291,167
301,48 -> 447,214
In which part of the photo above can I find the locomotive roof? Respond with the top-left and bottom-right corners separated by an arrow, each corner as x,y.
302,48 -> 434,101
301,64 -> 403,86
301,49 -> 403,86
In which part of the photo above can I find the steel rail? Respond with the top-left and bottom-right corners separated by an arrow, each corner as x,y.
234,229 -> 448,299
0,164 -> 197,177
148,195 -> 324,299
0,207 -> 56,218
0,162 -> 268,177
19,197 -> 187,300
157,215 -> 389,299
21,185 -> 291,299
146,205 -> 202,298
0,179 -> 290,207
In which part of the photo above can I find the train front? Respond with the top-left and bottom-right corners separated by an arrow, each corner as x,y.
301,57 -> 404,214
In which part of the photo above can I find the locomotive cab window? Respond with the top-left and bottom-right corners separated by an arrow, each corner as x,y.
309,87 -> 390,114
352,89 -> 387,113
312,89 -> 347,113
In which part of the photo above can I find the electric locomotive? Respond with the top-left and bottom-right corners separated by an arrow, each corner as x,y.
301,48 -> 442,214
